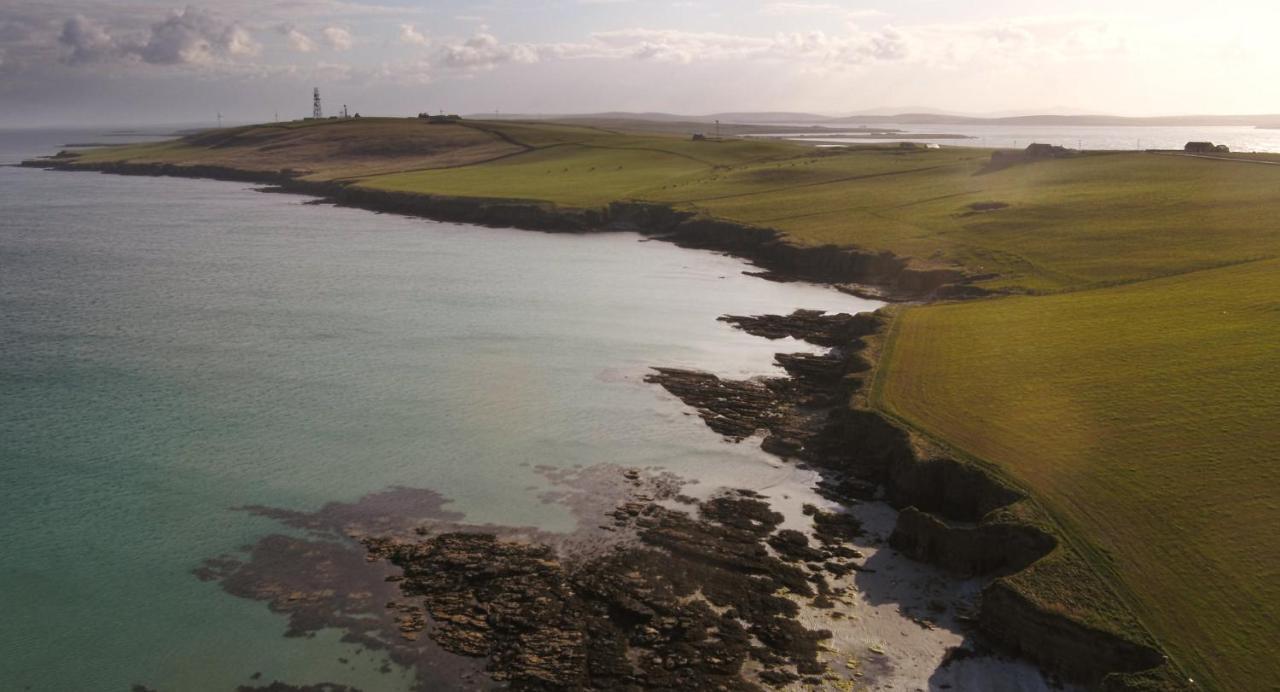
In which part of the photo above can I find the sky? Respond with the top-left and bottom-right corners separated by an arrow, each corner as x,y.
1,0 -> 1279,127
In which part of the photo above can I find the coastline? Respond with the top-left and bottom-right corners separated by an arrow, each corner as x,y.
18,156 -> 1185,690
18,156 -> 981,303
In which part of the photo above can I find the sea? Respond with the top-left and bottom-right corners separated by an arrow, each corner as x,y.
0,128 -> 881,690
767,123 -> 1280,152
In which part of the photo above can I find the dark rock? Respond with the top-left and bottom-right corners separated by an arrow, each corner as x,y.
364,493 -> 831,689
767,530 -> 827,563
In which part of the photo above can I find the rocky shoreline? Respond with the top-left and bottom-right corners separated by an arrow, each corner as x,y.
186,308 -> 1179,691
19,157 -> 1183,689
651,310 -> 1181,689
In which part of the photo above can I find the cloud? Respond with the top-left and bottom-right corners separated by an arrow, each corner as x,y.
58,7 -> 258,66
437,32 -> 540,69
59,15 -> 118,65
398,23 -> 427,47
277,24 -> 316,52
321,26 -> 352,51
135,7 -> 258,65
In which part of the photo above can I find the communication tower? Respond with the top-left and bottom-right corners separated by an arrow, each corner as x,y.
313,88 -> 323,119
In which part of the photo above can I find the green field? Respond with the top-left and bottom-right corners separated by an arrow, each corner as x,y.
57,119 -> 1280,689
69,117 -> 525,180
876,260 -> 1280,690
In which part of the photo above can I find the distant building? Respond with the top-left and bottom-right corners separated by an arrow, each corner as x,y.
1185,141 -> 1229,154
419,113 -> 463,124
1024,142 -> 1069,159
692,133 -> 707,141
988,142 -> 1074,169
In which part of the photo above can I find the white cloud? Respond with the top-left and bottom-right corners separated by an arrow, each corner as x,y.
321,26 -> 352,51
135,7 -> 258,65
277,24 -> 316,53
399,23 -> 428,47
58,7 -> 258,66
438,32 -> 540,69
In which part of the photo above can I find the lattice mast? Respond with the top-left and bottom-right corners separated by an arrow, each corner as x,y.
313,88 -> 322,119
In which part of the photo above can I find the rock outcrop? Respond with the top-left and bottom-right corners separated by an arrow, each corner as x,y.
648,308 -> 1187,690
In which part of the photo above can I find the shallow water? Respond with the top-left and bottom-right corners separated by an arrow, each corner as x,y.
0,130 -> 882,690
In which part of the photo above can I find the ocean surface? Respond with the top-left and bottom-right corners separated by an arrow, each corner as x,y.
768,123 -> 1280,152
0,129 -> 880,690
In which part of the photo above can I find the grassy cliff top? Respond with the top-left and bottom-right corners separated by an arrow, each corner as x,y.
54,118 -> 1280,688
876,256 -> 1280,690
65,118 -> 1280,295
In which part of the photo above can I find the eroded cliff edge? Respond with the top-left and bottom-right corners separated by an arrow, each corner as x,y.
649,309 -> 1189,691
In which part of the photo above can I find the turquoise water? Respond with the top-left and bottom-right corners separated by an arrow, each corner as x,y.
0,131 -> 878,690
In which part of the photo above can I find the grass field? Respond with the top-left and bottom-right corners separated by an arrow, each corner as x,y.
57,118 -> 1280,689
876,260 -> 1280,690
70,117 -> 523,180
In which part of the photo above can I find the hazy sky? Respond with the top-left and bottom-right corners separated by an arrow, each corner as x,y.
2,0 -> 1278,126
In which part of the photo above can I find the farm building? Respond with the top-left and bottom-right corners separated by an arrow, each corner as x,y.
1185,141 -> 1230,153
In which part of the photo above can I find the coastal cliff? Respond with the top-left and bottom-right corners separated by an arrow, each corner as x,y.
21,154 -> 1188,690
649,309 -> 1188,690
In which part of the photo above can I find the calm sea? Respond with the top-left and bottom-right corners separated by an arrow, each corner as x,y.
773,123 -> 1280,152
0,129 -> 879,690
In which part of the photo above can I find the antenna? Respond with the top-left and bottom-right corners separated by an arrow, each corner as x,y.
313,88 -> 323,119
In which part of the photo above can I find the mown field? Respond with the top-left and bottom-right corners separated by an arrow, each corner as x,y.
57,119 -> 1280,689
876,260 -> 1280,691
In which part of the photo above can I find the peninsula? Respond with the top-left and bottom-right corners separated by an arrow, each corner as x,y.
27,115 -> 1280,691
